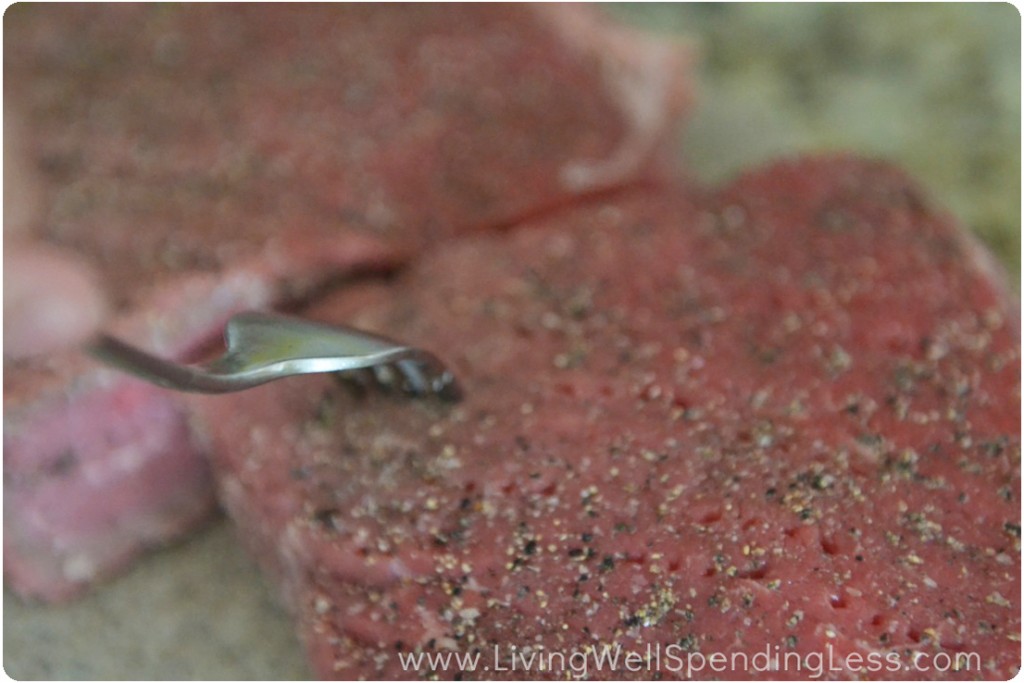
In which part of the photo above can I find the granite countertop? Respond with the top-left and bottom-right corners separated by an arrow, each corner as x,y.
5,4 -> 1018,680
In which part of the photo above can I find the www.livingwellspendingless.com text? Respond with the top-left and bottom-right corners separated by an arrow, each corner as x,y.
397,642 -> 981,678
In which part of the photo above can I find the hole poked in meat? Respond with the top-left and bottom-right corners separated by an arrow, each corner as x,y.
735,562 -> 770,580
829,593 -> 848,609
700,510 -> 723,525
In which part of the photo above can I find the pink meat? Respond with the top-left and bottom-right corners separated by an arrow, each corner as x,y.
4,5 -> 691,601
190,157 -> 1020,679
3,233 -> 399,602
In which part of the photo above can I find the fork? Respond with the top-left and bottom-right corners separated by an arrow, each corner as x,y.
86,311 -> 461,400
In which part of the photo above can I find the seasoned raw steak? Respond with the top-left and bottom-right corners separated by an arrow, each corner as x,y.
4,5 -> 689,601
191,157 -> 1019,679
6,3 -> 688,279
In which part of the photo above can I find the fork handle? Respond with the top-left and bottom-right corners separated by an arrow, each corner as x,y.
86,334 -> 255,393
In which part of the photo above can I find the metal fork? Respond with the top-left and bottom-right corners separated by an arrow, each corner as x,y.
86,311 -> 461,400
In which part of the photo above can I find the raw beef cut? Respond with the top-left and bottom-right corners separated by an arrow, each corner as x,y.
191,156 -> 1020,679
4,4 -> 691,601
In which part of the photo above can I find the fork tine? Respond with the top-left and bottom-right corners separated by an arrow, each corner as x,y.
333,367 -> 375,398
371,363 -> 398,389
432,369 -> 462,402
395,358 -> 430,396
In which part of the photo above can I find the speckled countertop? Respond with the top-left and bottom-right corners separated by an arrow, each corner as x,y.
4,4 -> 1019,680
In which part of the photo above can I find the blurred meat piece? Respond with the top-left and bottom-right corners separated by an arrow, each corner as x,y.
3,241 -> 108,362
3,112 -> 107,361
3,4 -> 691,601
192,157 -> 1019,679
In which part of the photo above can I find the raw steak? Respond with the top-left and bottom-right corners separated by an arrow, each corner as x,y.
4,4 -> 691,601
191,156 -> 1020,679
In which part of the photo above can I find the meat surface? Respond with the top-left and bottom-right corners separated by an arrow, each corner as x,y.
4,4 -> 691,601
191,157 -> 1020,679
